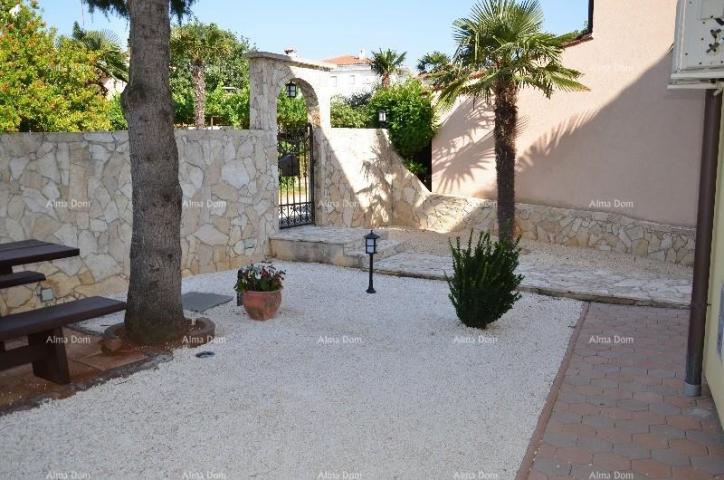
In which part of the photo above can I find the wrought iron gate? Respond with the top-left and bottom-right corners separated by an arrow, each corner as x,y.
278,123 -> 314,228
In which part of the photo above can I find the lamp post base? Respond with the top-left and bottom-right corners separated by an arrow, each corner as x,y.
367,254 -> 375,294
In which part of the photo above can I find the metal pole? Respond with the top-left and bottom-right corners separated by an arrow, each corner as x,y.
684,89 -> 722,397
367,255 -> 375,294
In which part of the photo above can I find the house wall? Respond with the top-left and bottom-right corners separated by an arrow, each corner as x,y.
431,0 -> 705,228
321,129 -> 695,264
0,130 -> 278,315
704,102 -> 724,428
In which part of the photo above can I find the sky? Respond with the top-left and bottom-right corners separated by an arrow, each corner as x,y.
37,0 -> 589,67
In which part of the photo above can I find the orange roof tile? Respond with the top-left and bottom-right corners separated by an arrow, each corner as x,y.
323,54 -> 372,66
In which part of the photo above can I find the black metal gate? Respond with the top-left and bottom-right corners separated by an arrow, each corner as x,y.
278,123 -> 314,228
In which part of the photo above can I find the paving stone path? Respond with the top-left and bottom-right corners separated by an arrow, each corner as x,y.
521,303 -> 724,480
270,226 -> 693,308
376,252 -> 692,308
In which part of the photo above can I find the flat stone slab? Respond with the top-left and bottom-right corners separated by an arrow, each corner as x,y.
271,225 -> 386,247
181,292 -> 234,313
375,252 -> 691,308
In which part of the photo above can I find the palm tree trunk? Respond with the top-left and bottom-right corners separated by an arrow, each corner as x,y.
191,60 -> 206,128
382,74 -> 390,88
122,0 -> 186,344
493,83 -> 518,243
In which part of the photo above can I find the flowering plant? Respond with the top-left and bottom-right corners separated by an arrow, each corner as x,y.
234,262 -> 285,292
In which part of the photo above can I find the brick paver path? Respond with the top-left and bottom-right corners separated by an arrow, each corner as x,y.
522,303 -> 724,480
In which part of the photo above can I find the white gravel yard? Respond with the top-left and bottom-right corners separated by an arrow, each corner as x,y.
0,261 -> 582,480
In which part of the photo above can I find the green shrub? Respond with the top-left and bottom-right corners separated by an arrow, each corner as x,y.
368,80 -> 437,160
108,94 -> 127,130
446,231 -> 524,329
331,98 -> 370,128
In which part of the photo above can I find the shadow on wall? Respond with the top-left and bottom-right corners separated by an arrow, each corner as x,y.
433,98 -> 496,194
433,52 -> 704,227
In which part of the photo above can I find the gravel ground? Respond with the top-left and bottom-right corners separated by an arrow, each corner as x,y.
0,261 -> 582,480
382,226 -> 693,280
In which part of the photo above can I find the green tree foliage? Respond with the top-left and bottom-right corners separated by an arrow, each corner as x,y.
370,48 -> 407,87
368,80 -> 437,164
170,21 -> 237,128
169,22 -> 252,127
331,97 -> 369,128
417,51 -> 451,75
432,0 -> 587,242
0,0 -> 110,132
277,91 -> 308,132
84,0 -> 195,21
67,21 -> 128,90
446,231 -> 523,329
108,94 -> 127,130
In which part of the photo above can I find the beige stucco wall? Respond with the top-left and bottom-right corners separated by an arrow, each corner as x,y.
432,0 -> 705,227
322,129 -> 695,264
704,102 -> 724,428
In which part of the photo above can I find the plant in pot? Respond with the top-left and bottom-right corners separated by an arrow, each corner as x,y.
235,262 -> 285,321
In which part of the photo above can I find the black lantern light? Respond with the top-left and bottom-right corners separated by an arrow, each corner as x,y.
286,82 -> 298,98
364,230 -> 380,294
378,109 -> 388,126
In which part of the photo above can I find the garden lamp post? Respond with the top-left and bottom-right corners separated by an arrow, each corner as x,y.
378,109 -> 388,127
365,230 -> 380,294
286,82 -> 298,98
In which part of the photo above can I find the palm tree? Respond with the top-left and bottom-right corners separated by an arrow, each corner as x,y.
69,22 -> 128,94
371,48 -> 407,88
432,0 -> 587,242
170,22 -> 235,128
417,51 -> 450,75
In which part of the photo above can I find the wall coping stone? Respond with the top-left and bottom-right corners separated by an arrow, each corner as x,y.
248,51 -> 335,71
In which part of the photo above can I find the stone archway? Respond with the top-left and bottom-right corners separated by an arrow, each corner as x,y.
248,52 -> 335,227
248,51 -> 333,131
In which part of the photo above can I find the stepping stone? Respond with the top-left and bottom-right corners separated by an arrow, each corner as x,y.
182,292 -> 233,313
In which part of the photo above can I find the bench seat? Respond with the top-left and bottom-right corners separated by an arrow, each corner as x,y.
0,296 -> 126,384
0,271 -> 46,289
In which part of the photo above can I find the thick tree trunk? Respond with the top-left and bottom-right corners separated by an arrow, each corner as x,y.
381,74 -> 390,88
493,83 -> 518,244
191,61 -> 205,129
121,0 -> 186,344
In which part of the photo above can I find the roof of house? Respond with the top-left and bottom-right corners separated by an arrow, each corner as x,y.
323,54 -> 372,66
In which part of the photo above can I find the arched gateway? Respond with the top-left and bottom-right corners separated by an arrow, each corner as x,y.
248,52 -> 334,228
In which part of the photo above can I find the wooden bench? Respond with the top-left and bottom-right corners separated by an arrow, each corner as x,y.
0,271 -> 46,289
0,297 -> 126,385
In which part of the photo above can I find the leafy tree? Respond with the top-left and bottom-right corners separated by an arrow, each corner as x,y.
277,91 -> 308,132
205,86 -> 250,128
368,80 -> 437,171
84,0 -> 196,344
66,21 -> 128,94
331,97 -> 369,128
432,0 -> 586,242
108,94 -> 127,130
171,22 -> 237,128
417,51 -> 451,75
370,48 -> 407,87
169,25 -> 252,127
0,0 -> 110,132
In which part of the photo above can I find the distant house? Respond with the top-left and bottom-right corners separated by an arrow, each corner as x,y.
323,50 -> 409,98
323,51 -> 377,97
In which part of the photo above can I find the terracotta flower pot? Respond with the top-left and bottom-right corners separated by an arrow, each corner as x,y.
242,290 -> 282,320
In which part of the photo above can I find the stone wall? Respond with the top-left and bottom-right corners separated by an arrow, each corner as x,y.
321,128 -> 696,265
0,129 -> 278,315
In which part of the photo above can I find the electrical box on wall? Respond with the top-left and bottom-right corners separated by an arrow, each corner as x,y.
671,0 -> 724,88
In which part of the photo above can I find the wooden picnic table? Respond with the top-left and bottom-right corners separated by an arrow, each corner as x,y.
0,240 -> 80,288
0,239 -> 126,385
0,240 -> 79,274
